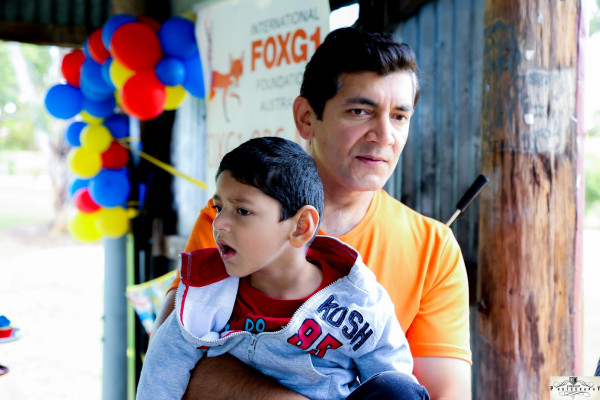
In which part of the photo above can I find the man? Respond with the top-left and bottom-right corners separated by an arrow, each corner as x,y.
154,27 -> 471,399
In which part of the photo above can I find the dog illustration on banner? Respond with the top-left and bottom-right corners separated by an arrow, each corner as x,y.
210,53 -> 244,123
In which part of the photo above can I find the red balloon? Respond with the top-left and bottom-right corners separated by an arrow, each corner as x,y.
138,16 -> 161,32
61,50 -> 85,88
121,71 -> 166,120
88,28 -> 111,64
101,141 -> 129,169
73,187 -> 101,213
110,22 -> 162,71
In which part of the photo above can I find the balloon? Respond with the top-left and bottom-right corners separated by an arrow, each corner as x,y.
68,210 -> 102,242
65,121 -> 86,147
80,58 -> 115,101
89,168 -> 130,208
108,58 -> 135,89
121,71 -> 166,120
110,22 -> 162,71
100,58 -> 115,89
67,147 -> 102,178
80,110 -> 104,124
68,177 -> 90,198
102,14 -> 138,49
155,58 -> 186,86
96,206 -> 130,238
87,28 -> 111,64
182,54 -> 205,98
44,84 -> 83,119
101,141 -> 129,169
138,16 -> 161,32
83,95 -> 116,118
164,85 -> 188,110
61,49 -> 85,87
103,114 -> 129,139
158,17 -> 198,59
73,187 -> 101,213
80,124 -> 113,153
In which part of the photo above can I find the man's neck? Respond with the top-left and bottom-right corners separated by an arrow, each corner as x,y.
320,189 -> 375,237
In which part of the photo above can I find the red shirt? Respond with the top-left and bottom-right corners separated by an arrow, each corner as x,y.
225,259 -> 343,333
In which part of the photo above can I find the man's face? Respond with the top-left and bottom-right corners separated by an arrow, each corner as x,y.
309,71 -> 415,194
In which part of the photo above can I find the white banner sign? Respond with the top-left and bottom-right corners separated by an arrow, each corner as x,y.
195,0 -> 330,196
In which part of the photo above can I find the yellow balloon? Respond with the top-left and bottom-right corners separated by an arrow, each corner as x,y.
96,207 -> 130,238
114,90 -> 122,106
80,124 -> 112,153
67,147 -> 102,178
110,59 -> 135,89
68,210 -> 102,242
164,85 -> 188,110
81,110 -> 104,124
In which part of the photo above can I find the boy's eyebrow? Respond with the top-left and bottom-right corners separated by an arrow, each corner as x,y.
344,96 -> 414,113
212,194 -> 255,206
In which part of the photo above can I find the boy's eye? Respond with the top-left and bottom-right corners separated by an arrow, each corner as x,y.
237,208 -> 251,216
213,204 -> 222,213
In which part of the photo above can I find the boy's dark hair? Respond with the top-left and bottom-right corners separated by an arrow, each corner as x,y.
216,137 -> 324,224
300,27 -> 420,120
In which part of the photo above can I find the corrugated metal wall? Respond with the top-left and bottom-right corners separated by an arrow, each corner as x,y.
388,0 -> 484,271
173,0 -> 485,273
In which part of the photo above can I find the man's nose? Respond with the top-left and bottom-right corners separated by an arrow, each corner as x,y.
366,115 -> 395,146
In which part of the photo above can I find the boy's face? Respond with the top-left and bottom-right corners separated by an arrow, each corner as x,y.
309,71 -> 415,194
212,171 -> 296,278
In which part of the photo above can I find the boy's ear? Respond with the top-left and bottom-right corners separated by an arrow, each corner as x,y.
289,205 -> 319,248
293,96 -> 315,141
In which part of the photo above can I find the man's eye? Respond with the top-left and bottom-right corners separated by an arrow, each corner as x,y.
237,208 -> 251,216
350,109 -> 367,116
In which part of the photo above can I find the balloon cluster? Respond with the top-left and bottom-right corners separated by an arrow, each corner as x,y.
44,15 -> 205,241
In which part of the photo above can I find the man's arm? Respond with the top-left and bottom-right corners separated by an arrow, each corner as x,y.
413,357 -> 471,400
182,354 -> 308,400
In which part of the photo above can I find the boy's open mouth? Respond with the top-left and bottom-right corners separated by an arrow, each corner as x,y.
218,242 -> 237,260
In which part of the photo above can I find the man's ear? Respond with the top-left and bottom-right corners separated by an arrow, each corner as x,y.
289,205 -> 319,248
293,96 -> 315,141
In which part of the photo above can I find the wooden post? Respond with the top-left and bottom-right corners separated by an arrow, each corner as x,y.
476,1 -> 580,399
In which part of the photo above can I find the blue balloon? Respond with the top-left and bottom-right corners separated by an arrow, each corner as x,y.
155,57 -> 186,86
65,121 -> 86,146
102,14 -> 138,49
101,57 -> 115,89
83,95 -> 116,118
80,59 -> 115,101
45,84 -> 83,119
103,114 -> 129,139
182,53 -> 205,98
90,168 -> 130,208
68,177 -> 90,198
158,17 -> 197,59
82,39 -> 91,59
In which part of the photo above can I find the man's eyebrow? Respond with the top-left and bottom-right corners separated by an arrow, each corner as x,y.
344,96 -> 414,112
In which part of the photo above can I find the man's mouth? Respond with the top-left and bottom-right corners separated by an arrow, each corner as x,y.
356,155 -> 386,165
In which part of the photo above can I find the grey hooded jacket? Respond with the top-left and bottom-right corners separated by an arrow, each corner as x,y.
136,236 -> 416,400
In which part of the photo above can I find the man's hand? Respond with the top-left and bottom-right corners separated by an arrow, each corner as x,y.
413,357 -> 471,400
182,354 -> 308,400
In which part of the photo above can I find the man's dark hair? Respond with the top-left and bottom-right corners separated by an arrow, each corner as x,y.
300,27 -> 420,119
216,137 -> 324,224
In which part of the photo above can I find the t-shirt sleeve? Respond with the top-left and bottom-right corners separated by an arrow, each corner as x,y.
405,231 -> 472,364
166,199 -> 218,294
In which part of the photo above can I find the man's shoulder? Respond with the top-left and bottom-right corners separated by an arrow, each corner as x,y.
375,190 -> 449,234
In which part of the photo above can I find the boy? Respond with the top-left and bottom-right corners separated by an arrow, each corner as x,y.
137,137 -> 429,400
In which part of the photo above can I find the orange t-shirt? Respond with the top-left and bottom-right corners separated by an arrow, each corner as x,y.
168,189 -> 472,364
